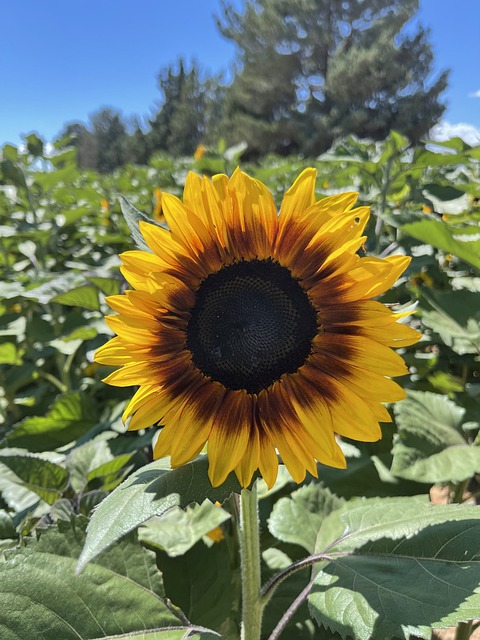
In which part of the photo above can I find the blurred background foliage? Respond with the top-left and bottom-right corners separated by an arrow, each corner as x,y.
1,0 -> 480,637
56,0 -> 448,171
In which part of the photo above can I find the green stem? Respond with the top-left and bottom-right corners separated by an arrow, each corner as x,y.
454,621 -> 473,640
239,484 -> 263,640
452,478 -> 469,504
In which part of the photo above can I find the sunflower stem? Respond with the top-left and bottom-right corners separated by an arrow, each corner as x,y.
239,483 -> 263,640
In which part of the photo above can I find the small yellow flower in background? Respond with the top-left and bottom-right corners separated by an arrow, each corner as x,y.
322,181 -> 329,190
422,204 -> 433,214
410,272 -> 434,288
153,188 -> 163,221
95,168 -> 420,489
100,199 -> 110,226
83,362 -> 99,377
207,526 -> 225,543
8,303 -> 21,314
194,144 -> 206,160
442,214 -> 449,222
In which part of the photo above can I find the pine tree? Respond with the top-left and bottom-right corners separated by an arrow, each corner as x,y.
148,60 -> 224,156
217,0 -> 448,155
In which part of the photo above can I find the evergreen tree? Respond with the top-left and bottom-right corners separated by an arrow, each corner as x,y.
148,60 -> 224,156
90,108 -> 127,172
217,0 -> 448,155
123,119 -> 150,165
60,122 -> 97,169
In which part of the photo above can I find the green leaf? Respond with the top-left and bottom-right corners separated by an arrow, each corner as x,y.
0,342 -> 20,365
402,219 -> 480,270
87,453 -> 135,491
2,144 -> 18,162
6,392 -> 98,452
391,390 -> 480,483
0,453 -> 69,505
139,500 -> 230,556
94,631 -> 219,640
120,196 -> 162,252
0,510 -> 15,539
88,276 -> 121,297
0,519 -> 182,640
268,483 -> 345,553
309,497 -> 480,640
0,159 -> 26,188
25,132 -> 44,157
420,289 -> 480,355
77,456 -> 249,572
157,537 -> 235,634
52,284 -> 100,311
423,183 -> 466,201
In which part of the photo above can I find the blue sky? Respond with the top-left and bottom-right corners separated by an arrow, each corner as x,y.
1,0 -> 480,147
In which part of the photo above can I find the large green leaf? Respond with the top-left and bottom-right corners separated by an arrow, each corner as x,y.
52,285 -> 100,311
391,390 -> 479,483
93,631 -> 219,640
420,289 -> 480,355
139,500 -> 230,557
0,452 -> 69,504
402,219 -> 480,269
157,537 -> 236,634
77,456 -> 248,572
309,497 -> 480,640
0,519 -> 183,640
5,392 -> 98,452
268,483 -> 344,553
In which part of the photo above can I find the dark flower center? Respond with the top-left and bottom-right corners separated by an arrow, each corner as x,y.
186,259 -> 318,394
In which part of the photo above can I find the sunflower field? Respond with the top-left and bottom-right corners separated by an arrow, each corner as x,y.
1,130 -> 480,640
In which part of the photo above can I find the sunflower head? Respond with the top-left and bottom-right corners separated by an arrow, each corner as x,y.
95,168 -> 420,489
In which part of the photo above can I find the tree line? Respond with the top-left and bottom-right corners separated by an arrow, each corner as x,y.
59,0 -> 448,172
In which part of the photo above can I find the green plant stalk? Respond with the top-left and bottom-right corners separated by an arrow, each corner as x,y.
239,483 -> 263,640
454,621 -> 473,640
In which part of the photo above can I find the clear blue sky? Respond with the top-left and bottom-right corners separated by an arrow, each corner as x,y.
1,0 -> 480,147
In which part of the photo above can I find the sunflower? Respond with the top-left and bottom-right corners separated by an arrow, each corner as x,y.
95,168 -> 420,489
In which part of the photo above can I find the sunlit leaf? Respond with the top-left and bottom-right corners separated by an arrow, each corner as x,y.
402,219 -> 480,269
6,392 -> 98,452
120,196 -> 162,252
0,519 -> 182,640
391,390 -> 479,483
77,456 -> 250,572
268,483 -> 345,553
0,453 -> 69,505
309,497 -> 480,640
139,500 -> 230,557
52,285 -> 100,311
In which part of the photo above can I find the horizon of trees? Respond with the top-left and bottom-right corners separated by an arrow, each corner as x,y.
56,0 -> 449,172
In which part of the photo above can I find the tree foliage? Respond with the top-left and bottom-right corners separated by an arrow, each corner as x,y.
217,0 -> 449,155
149,60 -> 224,156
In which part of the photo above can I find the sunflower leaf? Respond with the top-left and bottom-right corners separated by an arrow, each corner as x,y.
0,453 -> 69,505
93,631 -> 219,640
402,219 -> 480,270
5,391 -> 98,452
52,284 -> 100,311
120,195 -> 160,252
0,518 -> 183,640
420,289 -> 480,355
268,483 -> 345,553
138,500 -> 230,557
77,455 -> 247,572
309,497 -> 480,640
390,390 -> 480,483
156,533 -> 236,633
